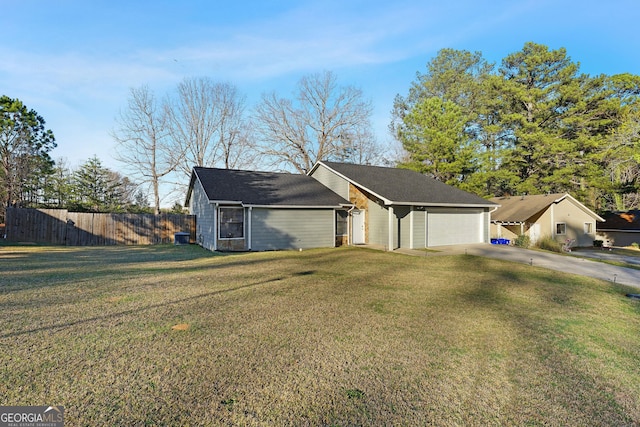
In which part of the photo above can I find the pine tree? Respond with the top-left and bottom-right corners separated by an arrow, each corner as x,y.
72,156 -> 124,212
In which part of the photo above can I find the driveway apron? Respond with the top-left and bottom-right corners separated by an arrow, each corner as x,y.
396,244 -> 640,290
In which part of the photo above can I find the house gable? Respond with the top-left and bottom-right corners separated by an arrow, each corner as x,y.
309,161 -> 495,248
309,161 -> 497,208
490,193 -> 603,224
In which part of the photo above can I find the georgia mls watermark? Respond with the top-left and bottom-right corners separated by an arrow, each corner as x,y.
0,406 -> 64,427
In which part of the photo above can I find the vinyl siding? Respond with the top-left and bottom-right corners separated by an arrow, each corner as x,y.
189,181 -> 216,251
396,206 -> 411,248
251,208 -> 334,250
412,209 -> 427,248
550,199 -> 598,247
367,200 -> 389,247
483,210 -> 491,243
309,164 -> 350,199
596,230 -> 638,247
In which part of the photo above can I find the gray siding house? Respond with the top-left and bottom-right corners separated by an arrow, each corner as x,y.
187,162 -> 499,252
308,161 -> 498,249
185,167 -> 351,251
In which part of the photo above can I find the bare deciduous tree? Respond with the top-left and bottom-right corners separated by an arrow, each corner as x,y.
166,77 -> 253,177
254,71 -> 375,173
112,86 -> 178,214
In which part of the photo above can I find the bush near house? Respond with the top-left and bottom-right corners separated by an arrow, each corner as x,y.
514,234 -> 530,248
536,236 -> 563,252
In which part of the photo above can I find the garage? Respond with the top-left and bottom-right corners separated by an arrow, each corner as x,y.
427,209 -> 484,246
308,161 -> 498,250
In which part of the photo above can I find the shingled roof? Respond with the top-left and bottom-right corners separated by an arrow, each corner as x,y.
490,193 -> 604,223
186,166 -> 350,207
599,210 -> 640,230
489,193 -> 566,222
314,161 -> 496,207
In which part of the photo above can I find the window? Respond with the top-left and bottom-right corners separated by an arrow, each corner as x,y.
584,222 -> 593,234
556,223 -> 566,235
336,210 -> 348,236
219,207 -> 244,239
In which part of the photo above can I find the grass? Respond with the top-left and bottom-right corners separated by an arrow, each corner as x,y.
1,243 -> 640,425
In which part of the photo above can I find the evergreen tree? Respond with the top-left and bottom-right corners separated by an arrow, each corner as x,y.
72,156 -> 125,212
47,159 -> 74,208
392,42 -> 639,210
0,96 -> 56,221
497,43 -> 581,194
397,97 -> 477,187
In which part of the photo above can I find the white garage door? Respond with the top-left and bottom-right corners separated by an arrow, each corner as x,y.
427,209 -> 484,246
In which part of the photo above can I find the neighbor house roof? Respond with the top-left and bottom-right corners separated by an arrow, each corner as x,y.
490,193 -> 604,223
598,210 -> 640,231
186,166 -> 351,208
310,161 -> 497,207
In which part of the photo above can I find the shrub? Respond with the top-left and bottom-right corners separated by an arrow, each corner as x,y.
514,235 -> 530,248
632,242 -> 640,249
536,236 -> 562,253
593,240 -> 603,248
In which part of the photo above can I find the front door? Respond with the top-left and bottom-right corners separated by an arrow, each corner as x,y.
529,223 -> 540,244
352,210 -> 365,244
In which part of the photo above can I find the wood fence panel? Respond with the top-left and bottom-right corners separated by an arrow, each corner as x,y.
4,208 -> 196,246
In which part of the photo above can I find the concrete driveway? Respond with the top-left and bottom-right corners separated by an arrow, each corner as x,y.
393,244 -> 640,290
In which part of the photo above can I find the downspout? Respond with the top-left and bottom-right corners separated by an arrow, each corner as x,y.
346,206 -> 355,246
247,206 -> 252,250
409,207 -> 414,249
333,208 -> 337,247
424,210 -> 428,248
388,205 -> 395,251
213,202 -> 218,251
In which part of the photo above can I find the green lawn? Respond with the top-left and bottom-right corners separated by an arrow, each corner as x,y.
1,244 -> 640,426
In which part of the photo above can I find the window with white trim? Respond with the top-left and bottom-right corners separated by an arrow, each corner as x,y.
584,222 -> 593,234
556,223 -> 566,235
219,207 -> 244,239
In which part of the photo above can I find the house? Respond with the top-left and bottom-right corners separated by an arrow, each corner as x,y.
186,162 -> 499,252
308,161 -> 498,249
490,193 -> 604,247
185,167 -> 352,251
597,210 -> 640,247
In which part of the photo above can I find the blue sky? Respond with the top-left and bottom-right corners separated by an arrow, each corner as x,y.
3,0 -> 639,202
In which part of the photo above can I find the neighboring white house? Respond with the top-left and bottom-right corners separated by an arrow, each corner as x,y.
490,193 -> 604,247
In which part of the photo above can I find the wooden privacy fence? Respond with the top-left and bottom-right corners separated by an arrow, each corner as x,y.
5,208 -> 196,245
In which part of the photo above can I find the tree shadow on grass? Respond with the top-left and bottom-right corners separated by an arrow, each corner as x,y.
0,271 -> 304,339
0,244 -> 335,294
443,254 -> 638,426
